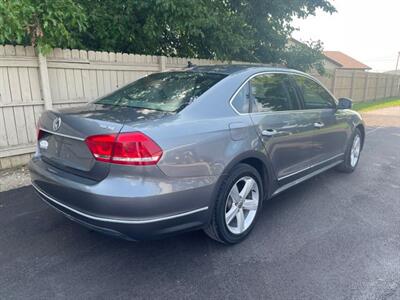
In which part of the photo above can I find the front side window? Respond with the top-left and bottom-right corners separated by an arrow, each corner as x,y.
96,71 -> 226,112
250,74 -> 300,112
293,75 -> 336,109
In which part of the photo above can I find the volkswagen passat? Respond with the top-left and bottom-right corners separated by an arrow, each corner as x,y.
30,65 -> 365,244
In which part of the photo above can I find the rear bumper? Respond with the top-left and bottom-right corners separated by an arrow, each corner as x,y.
29,157 -> 216,240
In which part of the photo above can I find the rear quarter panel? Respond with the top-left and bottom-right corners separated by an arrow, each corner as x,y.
121,114 -> 259,178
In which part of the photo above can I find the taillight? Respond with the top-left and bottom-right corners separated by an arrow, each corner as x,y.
85,134 -> 117,163
85,132 -> 163,166
37,129 -> 44,140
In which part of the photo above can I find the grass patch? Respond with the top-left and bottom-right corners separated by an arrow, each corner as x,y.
353,98 -> 400,112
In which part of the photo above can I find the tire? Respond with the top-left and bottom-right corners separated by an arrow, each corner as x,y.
204,163 -> 263,244
336,128 -> 363,173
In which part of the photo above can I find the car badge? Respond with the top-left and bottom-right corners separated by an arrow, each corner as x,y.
53,117 -> 62,131
39,140 -> 48,150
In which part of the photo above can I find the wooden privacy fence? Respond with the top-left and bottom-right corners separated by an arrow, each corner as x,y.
0,45 -> 223,169
313,70 -> 400,102
0,44 -> 400,169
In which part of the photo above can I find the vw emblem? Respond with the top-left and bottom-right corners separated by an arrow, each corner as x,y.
53,117 -> 62,131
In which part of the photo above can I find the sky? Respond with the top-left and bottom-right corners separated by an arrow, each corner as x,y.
291,0 -> 400,72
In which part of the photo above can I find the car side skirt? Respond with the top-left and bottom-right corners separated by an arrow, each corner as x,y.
271,158 -> 343,197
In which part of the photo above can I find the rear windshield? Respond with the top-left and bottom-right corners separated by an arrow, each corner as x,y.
96,71 -> 226,112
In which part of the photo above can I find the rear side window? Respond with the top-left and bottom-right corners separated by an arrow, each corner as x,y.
250,74 -> 300,112
231,82 -> 250,113
96,71 -> 226,112
292,75 -> 336,109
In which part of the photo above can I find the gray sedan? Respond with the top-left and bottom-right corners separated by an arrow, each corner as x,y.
29,65 -> 365,244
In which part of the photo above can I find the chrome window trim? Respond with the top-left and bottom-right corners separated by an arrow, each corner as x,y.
291,73 -> 338,109
32,182 -> 208,224
229,70 -> 338,116
272,160 -> 343,197
277,153 -> 344,181
39,128 -> 85,141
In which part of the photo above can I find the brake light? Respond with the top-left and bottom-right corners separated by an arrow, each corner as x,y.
37,129 -> 44,140
85,132 -> 163,166
85,134 -> 117,162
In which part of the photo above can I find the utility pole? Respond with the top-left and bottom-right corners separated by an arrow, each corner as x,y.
396,52 -> 400,95
396,51 -> 400,72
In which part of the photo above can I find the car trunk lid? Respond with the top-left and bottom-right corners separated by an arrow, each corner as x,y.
37,103 -> 170,181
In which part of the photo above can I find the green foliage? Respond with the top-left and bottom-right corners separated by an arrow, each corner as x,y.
0,0 -> 87,54
353,98 -> 400,112
1,0 -> 335,70
284,40 -> 327,75
76,0 -> 253,60
76,0 -> 335,64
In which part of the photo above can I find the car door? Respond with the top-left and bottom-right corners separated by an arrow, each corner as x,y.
291,75 -> 350,164
248,73 -> 320,181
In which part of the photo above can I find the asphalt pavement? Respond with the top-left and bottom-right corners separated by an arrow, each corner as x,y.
1,124 -> 399,300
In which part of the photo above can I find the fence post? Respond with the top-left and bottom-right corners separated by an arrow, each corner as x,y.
363,72 -> 369,101
38,52 -> 53,110
331,69 -> 337,96
350,71 -> 356,99
397,76 -> 400,96
391,76 -> 396,97
383,75 -> 388,99
159,56 -> 166,71
374,74 -> 379,101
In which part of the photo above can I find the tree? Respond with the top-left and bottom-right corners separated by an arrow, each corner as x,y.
75,0 -> 254,60
284,40 -> 327,74
1,0 -> 335,71
75,0 -> 335,71
0,0 -> 87,53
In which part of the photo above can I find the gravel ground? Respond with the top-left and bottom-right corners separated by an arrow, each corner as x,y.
361,106 -> 400,127
0,166 -> 31,192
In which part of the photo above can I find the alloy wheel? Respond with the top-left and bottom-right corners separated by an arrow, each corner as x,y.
350,134 -> 361,167
225,176 -> 259,235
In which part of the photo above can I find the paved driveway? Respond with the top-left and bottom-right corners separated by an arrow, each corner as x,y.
0,112 -> 399,299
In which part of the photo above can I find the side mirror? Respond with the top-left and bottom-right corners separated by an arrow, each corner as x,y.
337,98 -> 352,109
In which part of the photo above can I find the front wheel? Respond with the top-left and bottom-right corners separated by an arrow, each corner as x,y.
204,163 -> 263,244
336,128 -> 363,173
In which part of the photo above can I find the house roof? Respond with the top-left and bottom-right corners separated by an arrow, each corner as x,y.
323,51 -> 371,70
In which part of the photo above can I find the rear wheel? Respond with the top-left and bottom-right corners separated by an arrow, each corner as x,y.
336,128 -> 362,173
204,163 -> 263,244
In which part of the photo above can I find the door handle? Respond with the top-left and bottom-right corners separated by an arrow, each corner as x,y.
313,122 -> 324,128
261,129 -> 278,137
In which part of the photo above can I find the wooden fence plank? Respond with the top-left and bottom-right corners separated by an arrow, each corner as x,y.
33,105 -> 44,126
96,70 -> 105,96
48,68 -> 60,100
73,69 -> 84,100
0,68 -> 12,103
103,70 -> 112,94
88,70 -> 98,99
65,68 -> 77,100
81,68 -> 90,99
28,70 -> 40,103
110,70 -> 118,91
19,67 -> 32,102
0,108 -> 8,147
13,106 -> 29,144
117,71 -> 124,88
56,68 -> 69,100
7,67 -> 22,102
23,106 -> 37,143
3,107 -> 18,146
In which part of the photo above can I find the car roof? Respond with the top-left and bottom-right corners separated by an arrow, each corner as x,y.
189,64 -> 292,75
